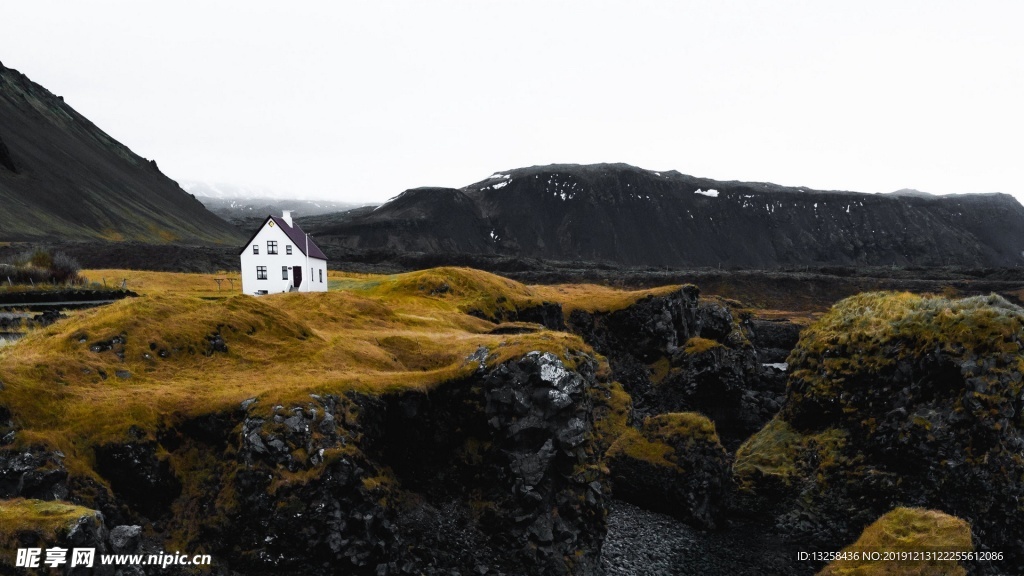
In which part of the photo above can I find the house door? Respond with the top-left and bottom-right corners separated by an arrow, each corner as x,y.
293,266 -> 302,288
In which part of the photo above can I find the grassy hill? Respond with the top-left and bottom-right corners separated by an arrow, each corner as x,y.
0,267 -> 679,475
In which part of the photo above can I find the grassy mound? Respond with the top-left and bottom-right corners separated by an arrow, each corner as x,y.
3,268 -> 636,476
818,507 -> 972,576
0,499 -> 101,557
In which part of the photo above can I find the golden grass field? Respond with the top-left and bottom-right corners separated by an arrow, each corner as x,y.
0,267 -> 688,479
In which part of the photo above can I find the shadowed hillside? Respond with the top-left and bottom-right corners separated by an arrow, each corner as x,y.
0,61 -> 242,244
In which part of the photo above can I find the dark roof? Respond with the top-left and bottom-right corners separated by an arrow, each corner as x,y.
238,215 -> 328,260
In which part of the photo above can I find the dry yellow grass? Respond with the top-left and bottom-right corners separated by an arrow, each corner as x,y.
530,283 -> 682,316
82,268 -> 243,297
0,499 -> 101,556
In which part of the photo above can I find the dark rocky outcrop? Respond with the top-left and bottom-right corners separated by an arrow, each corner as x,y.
469,301 -> 566,331
94,431 -> 181,520
606,413 -> 731,529
0,499 -> 111,575
21,350 -> 610,575
226,393 -> 399,574
0,311 -> 68,335
218,351 -> 607,575
734,292 -> 1024,575
0,130 -> 16,172
567,286 -> 783,448
311,163 -> 1024,268
378,351 -> 607,575
0,445 -> 69,501
745,318 -> 802,364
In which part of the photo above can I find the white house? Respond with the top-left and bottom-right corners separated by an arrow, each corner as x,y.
240,211 -> 328,295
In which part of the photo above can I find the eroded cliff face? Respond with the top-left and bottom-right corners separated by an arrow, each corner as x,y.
566,285 -> 788,449
1,351 -> 609,575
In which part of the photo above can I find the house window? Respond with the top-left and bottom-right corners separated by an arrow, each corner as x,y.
256,266 -> 267,280
267,240 -> 278,255
286,245 -> 292,255
319,269 -> 323,283
282,266 -> 289,280
252,245 -> 259,254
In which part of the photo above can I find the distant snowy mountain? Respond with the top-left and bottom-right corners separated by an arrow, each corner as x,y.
184,181 -> 369,224
182,180 -> 303,201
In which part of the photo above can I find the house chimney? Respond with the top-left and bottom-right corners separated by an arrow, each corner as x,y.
282,210 -> 293,226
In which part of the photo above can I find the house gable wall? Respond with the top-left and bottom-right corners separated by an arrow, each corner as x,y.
240,220 -> 328,294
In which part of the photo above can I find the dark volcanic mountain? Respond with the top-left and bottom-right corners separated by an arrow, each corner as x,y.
0,62 -> 241,244
310,163 -> 1024,268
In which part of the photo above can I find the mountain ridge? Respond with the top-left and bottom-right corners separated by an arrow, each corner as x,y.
310,163 -> 1024,268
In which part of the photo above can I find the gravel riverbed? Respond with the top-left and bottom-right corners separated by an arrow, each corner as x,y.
601,500 -> 811,576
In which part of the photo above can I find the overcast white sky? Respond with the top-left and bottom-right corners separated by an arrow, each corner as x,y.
2,1 -> 1022,204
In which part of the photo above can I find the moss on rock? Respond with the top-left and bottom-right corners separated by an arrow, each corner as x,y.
818,507 -> 973,576
733,417 -> 847,493
0,498 -> 103,559
606,413 -> 730,528
785,291 -> 1024,429
590,380 -> 633,455
682,336 -> 723,355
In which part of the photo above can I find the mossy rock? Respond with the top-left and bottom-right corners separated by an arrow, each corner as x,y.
818,507 -> 972,576
785,292 -> 1024,429
682,336 -> 723,355
590,380 -> 633,455
733,418 -> 847,494
0,498 -> 104,559
737,292 -> 1024,570
606,413 -> 730,528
